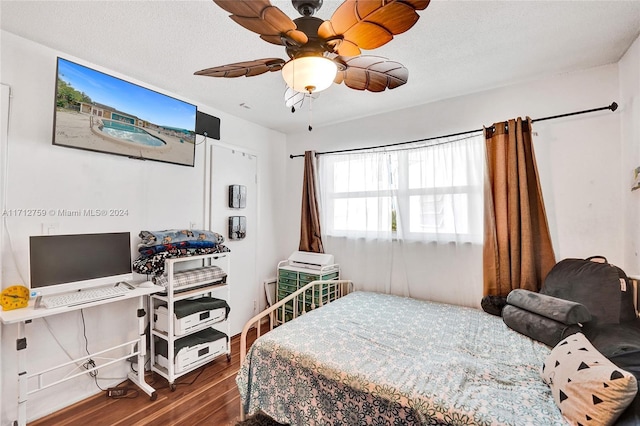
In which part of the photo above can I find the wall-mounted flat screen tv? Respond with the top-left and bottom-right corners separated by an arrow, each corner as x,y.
53,57 -> 197,167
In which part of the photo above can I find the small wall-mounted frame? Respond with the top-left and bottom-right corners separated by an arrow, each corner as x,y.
229,184 -> 247,208
229,216 -> 246,240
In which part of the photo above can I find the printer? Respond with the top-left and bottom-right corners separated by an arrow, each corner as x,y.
281,251 -> 337,271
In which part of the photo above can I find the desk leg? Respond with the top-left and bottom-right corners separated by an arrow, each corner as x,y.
127,295 -> 157,400
16,321 -> 27,426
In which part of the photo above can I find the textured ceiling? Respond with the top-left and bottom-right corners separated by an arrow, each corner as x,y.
2,0 -> 640,134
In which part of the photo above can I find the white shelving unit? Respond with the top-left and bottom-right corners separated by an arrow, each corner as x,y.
150,252 -> 231,390
275,251 -> 340,326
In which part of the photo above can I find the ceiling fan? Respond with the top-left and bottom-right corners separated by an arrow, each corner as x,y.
194,0 -> 431,95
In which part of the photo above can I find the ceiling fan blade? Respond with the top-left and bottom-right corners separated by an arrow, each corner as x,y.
335,55 -> 408,92
319,0 -> 430,55
213,0 -> 270,15
194,58 -> 285,78
213,0 -> 308,46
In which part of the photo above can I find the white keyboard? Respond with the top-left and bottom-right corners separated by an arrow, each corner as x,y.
38,285 -> 131,309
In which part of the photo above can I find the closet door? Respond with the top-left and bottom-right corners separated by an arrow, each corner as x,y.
1,84 -> 10,286
209,144 -> 258,336
0,83 -> 8,422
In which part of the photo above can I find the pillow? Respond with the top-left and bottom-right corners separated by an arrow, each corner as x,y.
541,333 -> 638,426
480,295 -> 507,316
507,289 -> 592,325
542,258 -> 634,324
503,305 -> 581,347
610,350 -> 640,426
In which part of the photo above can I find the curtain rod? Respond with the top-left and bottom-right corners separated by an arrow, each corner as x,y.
289,101 -> 618,159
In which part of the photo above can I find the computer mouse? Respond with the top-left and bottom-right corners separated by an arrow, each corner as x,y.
138,281 -> 155,288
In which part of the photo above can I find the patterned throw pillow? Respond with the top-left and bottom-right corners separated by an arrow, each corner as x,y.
540,333 -> 638,426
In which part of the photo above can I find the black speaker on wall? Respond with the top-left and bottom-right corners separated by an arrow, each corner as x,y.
228,216 -> 246,240
228,184 -> 246,208
195,110 -> 221,140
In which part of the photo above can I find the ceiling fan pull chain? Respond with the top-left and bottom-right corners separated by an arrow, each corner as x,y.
290,62 -> 297,113
308,92 -> 313,131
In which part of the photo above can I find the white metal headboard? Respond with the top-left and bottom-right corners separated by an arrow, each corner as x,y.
630,276 -> 639,316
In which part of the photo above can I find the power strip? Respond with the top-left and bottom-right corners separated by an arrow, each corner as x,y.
106,387 -> 128,398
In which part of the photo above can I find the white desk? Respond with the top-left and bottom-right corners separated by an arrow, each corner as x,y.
0,284 -> 165,426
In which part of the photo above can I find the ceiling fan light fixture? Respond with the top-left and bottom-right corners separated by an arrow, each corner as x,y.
282,56 -> 337,94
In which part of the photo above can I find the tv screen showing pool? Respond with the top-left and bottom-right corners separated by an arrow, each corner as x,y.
52,57 -> 197,167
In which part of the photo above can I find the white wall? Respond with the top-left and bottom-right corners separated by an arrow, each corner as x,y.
284,62 -> 627,296
0,82 -> 11,426
619,34 -> 640,276
0,31 -> 287,423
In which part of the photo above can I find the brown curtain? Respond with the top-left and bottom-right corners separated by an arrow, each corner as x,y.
483,117 -> 555,296
299,150 -> 324,253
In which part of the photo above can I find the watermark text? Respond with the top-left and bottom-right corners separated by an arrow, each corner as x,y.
2,208 -> 129,217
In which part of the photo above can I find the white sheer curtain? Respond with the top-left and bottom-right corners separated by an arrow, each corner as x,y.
318,133 -> 485,307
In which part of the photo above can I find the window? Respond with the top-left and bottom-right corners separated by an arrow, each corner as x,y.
319,134 -> 484,243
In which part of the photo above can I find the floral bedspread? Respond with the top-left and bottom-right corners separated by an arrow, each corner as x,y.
236,291 -> 567,426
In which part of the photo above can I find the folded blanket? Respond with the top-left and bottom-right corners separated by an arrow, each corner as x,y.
132,245 -> 230,276
154,265 -> 227,290
507,289 -> 592,325
138,240 -> 218,256
138,229 -> 224,247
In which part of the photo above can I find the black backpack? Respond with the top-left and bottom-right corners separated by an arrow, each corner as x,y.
541,256 -> 636,324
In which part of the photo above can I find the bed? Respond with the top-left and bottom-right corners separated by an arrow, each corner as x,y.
237,283 -> 568,425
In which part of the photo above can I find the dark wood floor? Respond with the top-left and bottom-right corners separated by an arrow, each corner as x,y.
30,325 -> 265,426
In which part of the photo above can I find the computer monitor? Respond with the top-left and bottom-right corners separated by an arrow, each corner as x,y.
29,232 -> 133,296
